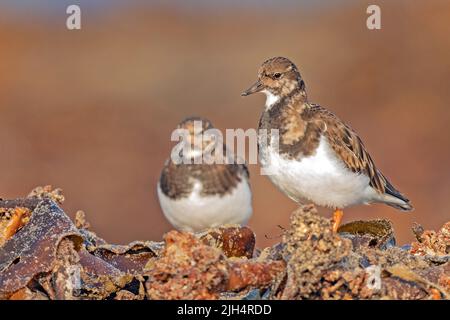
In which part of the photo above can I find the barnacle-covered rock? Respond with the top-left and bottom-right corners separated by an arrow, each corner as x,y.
410,222 -> 450,260
27,185 -> 65,205
143,230 -> 284,300
274,204 -> 354,299
144,230 -> 229,299
268,204 -> 450,300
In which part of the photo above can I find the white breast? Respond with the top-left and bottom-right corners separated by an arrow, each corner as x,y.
157,178 -> 253,233
260,136 -> 377,208
263,90 -> 280,110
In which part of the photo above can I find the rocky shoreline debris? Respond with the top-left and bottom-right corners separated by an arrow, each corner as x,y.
0,186 -> 448,300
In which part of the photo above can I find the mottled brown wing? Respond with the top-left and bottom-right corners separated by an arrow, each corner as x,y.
159,159 -> 248,200
309,104 -> 387,194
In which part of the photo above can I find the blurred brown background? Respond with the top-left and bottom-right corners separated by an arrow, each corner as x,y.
0,0 -> 449,247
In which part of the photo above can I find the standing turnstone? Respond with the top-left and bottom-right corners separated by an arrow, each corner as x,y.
157,117 -> 253,232
241,57 -> 412,232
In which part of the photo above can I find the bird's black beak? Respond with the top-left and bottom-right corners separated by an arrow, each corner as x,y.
241,80 -> 264,96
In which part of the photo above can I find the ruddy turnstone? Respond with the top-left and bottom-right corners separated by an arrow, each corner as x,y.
242,57 -> 412,232
157,117 -> 253,232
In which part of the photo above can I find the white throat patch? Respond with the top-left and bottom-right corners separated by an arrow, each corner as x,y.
263,90 -> 280,110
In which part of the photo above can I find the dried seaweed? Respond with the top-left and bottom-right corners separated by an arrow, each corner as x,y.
338,219 -> 396,250
0,199 -> 82,299
0,188 -> 449,300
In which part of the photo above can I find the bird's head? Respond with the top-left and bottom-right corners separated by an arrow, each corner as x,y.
178,116 -> 213,138
241,57 -> 306,106
176,117 -> 217,159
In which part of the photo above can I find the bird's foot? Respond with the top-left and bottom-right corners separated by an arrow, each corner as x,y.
332,209 -> 344,233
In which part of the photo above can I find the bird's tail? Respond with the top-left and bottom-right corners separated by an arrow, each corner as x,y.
379,179 -> 413,211
382,195 -> 413,211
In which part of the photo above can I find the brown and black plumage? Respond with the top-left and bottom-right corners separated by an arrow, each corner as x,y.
242,57 -> 412,231
159,159 -> 248,200
157,117 -> 252,232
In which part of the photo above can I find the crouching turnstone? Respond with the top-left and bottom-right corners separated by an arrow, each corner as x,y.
242,57 -> 412,232
157,117 -> 253,232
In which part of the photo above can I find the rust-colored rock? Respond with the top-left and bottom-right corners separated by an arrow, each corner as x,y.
200,226 -> 256,258
144,230 -> 284,299
8,287 -> 48,300
228,260 -> 285,291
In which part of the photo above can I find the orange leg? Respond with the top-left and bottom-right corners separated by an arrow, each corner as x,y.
332,209 -> 344,233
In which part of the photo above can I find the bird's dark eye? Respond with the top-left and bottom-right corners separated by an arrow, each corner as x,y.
273,72 -> 282,79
